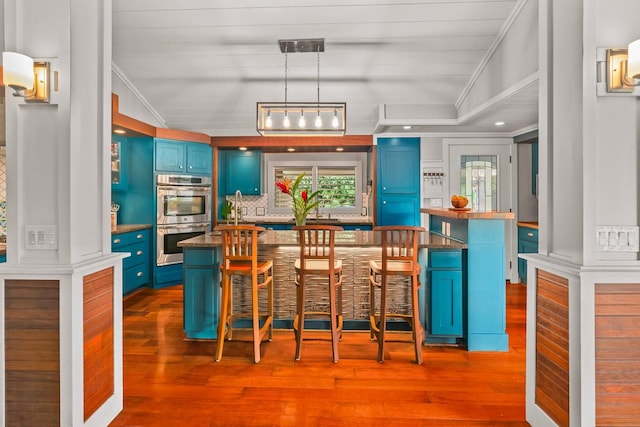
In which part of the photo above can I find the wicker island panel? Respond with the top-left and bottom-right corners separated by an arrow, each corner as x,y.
228,246 -> 415,321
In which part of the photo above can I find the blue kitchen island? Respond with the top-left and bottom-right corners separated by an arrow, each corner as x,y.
179,219 -> 512,352
422,207 -> 515,351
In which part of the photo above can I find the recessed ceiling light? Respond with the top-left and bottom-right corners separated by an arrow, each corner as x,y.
114,129 -> 126,134
495,121 -> 505,126
403,125 -> 412,130
239,147 -> 248,151
287,148 -> 296,152
336,147 -> 344,152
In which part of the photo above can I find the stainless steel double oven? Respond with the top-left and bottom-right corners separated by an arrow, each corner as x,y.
156,174 -> 211,266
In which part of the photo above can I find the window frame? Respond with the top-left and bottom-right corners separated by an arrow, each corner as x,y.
266,154 -> 365,216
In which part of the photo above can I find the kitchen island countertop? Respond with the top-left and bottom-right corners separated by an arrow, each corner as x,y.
178,229 -> 466,249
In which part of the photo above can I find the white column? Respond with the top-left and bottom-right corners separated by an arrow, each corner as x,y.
0,0 -> 123,426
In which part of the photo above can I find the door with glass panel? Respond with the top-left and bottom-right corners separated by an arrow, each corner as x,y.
448,143 -> 514,281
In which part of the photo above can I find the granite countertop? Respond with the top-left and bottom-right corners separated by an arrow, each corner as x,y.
221,216 -> 374,226
112,224 -> 153,235
421,207 -> 515,220
178,230 -> 466,250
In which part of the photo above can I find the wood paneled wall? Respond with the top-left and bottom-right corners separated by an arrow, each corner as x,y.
595,283 -> 640,426
535,270 -> 569,427
5,279 -> 61,426
83,267 -> 115,421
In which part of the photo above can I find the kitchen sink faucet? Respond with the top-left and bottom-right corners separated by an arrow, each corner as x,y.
234,190 -> 243,226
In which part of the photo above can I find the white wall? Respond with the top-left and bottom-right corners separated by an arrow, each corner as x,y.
517,143 -> 538,222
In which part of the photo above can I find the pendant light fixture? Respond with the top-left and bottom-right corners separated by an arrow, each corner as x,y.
257,38 -> 346,136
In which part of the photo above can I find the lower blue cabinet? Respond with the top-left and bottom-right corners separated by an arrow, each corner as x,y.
427,249 -> 464,343
517,226 -> 538,284
183,248 -> 220,339
112,228 -> 151,295
0,253 -> 5,263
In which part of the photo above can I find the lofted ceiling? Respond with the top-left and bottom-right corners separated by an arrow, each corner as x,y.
112,0 -> 538,138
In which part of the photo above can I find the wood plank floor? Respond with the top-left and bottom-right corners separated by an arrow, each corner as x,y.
110,282 -> 529,427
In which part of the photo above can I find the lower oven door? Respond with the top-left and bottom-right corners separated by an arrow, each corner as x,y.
157,223 -> 210,266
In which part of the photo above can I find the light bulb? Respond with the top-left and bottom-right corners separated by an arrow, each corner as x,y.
298,110 -> 306,128
315,112 -> 322,128
265,110 -> 272,128
283,113 -> 291,128
331,110 -> 339,128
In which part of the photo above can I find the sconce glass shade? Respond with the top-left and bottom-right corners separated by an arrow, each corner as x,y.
627,39 -> 640,80
2,51 -> 34,92
257,102 -> 346,136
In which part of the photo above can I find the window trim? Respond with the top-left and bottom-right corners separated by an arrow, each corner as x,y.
266,157 -> 364,215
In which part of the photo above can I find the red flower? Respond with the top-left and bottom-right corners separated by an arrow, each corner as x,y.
301,190 -> 308,202
275,178 -> 291,195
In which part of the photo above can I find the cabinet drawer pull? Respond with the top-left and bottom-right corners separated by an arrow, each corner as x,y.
527,232 -> 534,237
113,238 -> 121,244
136,250 -> 143,256
137,272 -> 143,277
136,234 -> 143,239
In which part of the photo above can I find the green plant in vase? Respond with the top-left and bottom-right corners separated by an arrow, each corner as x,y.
221,200 -> 233,222
276,173 -> 321,226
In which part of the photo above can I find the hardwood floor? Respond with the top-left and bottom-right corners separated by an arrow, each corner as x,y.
110,282 -> 528,427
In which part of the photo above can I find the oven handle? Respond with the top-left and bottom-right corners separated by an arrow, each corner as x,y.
157,223 -> 210,231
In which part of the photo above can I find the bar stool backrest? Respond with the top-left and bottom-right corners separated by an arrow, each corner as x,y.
293,225 -> 343,272
376,226 -> 425,273
216,225 -> 265,269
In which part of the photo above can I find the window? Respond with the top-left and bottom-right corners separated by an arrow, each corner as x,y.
267,154 -> 364,215
460,155 -> 497,211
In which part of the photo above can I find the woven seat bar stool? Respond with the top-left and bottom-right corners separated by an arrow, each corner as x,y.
369,226 -> 425,364
215,224 -> 274,363
293,225 -> 344,363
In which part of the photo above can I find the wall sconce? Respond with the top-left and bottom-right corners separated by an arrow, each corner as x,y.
2,51 -> 51,103
603,39 -> 640,93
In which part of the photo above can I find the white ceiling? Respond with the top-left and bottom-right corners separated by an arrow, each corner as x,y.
112,0 -> 538,137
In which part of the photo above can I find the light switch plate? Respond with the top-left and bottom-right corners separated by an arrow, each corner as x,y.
596,226 -> 639,252
25,225 -> 58,250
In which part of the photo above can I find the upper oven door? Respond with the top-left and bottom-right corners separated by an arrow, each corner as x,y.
157,186 -> 211,225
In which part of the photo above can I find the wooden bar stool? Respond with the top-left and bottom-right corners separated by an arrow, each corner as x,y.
293,225 -> 344,363
215,224 -> 274,363
369,226 -> 425,364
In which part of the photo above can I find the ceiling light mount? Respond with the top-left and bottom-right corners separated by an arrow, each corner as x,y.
257,38 -> 346,136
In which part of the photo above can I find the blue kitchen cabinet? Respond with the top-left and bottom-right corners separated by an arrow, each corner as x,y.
376,137 -> 420,226
517,225 -> 538,284
111,135 -> 127,191
112,228 -> 152,295
225,150 -> 261,195
183,248 -> 220,339
155,139 -> 212,175
427,249 -> 464,343
0,254 -> 6,263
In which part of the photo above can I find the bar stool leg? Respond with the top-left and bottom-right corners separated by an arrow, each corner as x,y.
411,274 -> 423,365
294,276 -> 306,361
377,274 -> 388,364
369,269 -> 377,341
251,273 -> 261,364
216,273 -> 230,362
329,276 -> 339,363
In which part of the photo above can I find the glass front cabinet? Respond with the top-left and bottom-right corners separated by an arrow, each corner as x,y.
111,135 -> 127,191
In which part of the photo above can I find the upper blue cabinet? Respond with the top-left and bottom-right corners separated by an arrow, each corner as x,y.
376,137 -> 421,226
155,139 -> 212,175
224,150 -> 261,195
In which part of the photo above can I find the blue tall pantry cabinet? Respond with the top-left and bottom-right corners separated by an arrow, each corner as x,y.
376,137 -> 421,226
